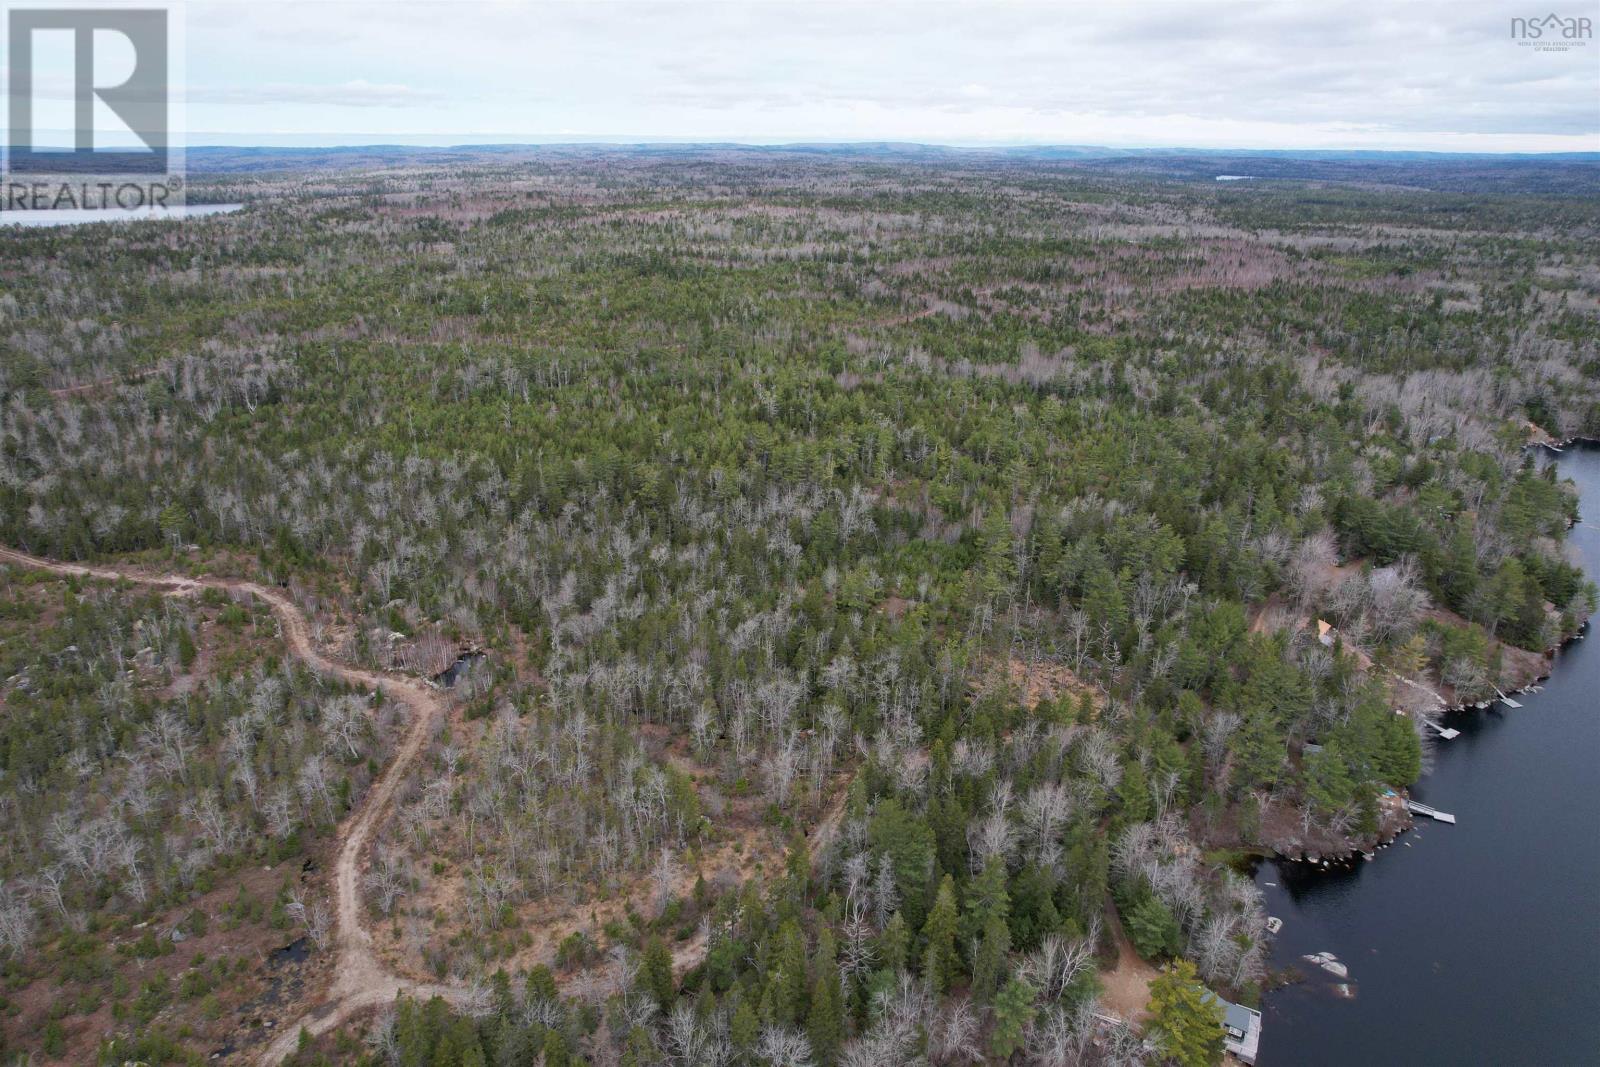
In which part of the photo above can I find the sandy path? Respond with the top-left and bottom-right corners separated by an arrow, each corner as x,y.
1098,898 -> 1158,1025
0,547 -> 467,1063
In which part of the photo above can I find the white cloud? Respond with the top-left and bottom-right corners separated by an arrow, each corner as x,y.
185,80 -> 448,108
169,0 -> 1599,150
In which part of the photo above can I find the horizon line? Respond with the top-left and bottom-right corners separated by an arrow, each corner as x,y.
164,137 -> 1600,159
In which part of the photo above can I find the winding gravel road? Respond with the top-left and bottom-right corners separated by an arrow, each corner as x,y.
0,547 -> 465,1064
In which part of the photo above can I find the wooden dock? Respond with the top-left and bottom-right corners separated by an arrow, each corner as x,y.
1425,719 -> 1461,740
1406,800 -> 1457,824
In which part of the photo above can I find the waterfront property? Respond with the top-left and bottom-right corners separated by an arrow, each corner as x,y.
1221,999 -> 1263,1064
1203,991 -> 1263,1064
1256,445 -> 1600,1066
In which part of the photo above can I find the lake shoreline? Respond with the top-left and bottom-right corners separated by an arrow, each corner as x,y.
0,203 -> 245,228
1258,615 -> 1586,868
1253,442 -> 1600,1065
1255,440 -> 1596,866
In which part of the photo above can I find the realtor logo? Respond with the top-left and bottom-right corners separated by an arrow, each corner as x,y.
6,6 -> 169,173
4,4 -> 184,211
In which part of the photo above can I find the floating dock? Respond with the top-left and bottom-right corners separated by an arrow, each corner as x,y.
1406,800 -> 1457,824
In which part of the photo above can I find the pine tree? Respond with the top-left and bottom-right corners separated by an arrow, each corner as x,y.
971,912 -> 1011,1002
619,1026 -> 659,1067
988,976 -> 1037,1059
525,964 -> 558,1005
641,936 -> 676,1012
1116,756 -> 1153,825
396,996 -> 434,1067
1125,894 -> 1183,960
782,833 -> 811,917
769,918 -> 810,1027
1441,526 -> 1479,611
877,911 -> 909,973
920,874 -> 960,993
1232,708 -> 1284,794
1390,632 -> 1428,678
1147,959 -> 1225,1067
961,856 -> 1011,947
436,1016 -> 487,1067
540,1027 -> 571,1067
730,992 -> 760,1051
807,930 -> 845,1066
867,798 -> 937,927
1008,864 -> 1062,953
490,968 -> 514,1020
1302,748 -> 1355,815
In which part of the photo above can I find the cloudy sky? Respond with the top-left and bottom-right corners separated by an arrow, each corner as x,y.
18,0 -> 1600,151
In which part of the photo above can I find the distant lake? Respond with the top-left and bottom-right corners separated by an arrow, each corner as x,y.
1254,442 -> 1600,1065
1216,175 -> 1257,182
0,203 -> 243,228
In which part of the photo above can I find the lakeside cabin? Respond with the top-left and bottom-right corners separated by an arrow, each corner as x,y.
1202,989 -> 1263,1064
1217,997 -> 1263,1064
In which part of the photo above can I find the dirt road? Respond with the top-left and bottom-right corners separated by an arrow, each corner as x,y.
0,546 -> 466,1063
1099,898 -> 1158,1024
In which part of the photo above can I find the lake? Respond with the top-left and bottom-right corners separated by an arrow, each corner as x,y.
1254,442 -> 1600,1064
0,203 -> 244,228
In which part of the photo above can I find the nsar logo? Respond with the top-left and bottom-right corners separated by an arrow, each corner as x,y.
1510,12 -> 1592,51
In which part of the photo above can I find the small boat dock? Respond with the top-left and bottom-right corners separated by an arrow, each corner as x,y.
1406,800 -> 1457,824
1425,719 -> 1461,740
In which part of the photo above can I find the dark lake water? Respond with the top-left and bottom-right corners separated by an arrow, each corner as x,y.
1255,443 -> 1600,1065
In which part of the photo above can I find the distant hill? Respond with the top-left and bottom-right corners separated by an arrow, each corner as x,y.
178,141 -> 1600,195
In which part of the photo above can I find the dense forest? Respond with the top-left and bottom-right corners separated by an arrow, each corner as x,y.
0,149 -> 1595,1065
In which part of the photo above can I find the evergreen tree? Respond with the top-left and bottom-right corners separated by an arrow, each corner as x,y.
960,856 -> 1011,947
489,968 -> 514,1020
525,965 -> 558,1005
1147,959 -> 1225,1067
877,911 -> 909,973
1125,894 -> 1183,960
1116,757 -> 1153,825
641,936 -> 676,1013
540,1027 -> 572,1067
1232,708 -> 1284,794
619,1025 -> 661,1067
769,918 -> 810,1027
1440,527 -> 1480,611
988,976 -> 1037,1059
1008,864 -> 1063,952
729,992 -> 760,1052
920,874 -> 960,993
1302,748 -> 1357,815
971,912 -> 1011,1002
807,930 -> 846,1066
867,798 -> 938,928
396,997 -> 433,1067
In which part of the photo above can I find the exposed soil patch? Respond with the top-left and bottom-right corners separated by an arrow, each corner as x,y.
1098,900 -> 1158,1025
981,655 -> 1103,713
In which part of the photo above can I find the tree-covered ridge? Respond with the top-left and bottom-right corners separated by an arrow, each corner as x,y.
0,152 -> 1595,1064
